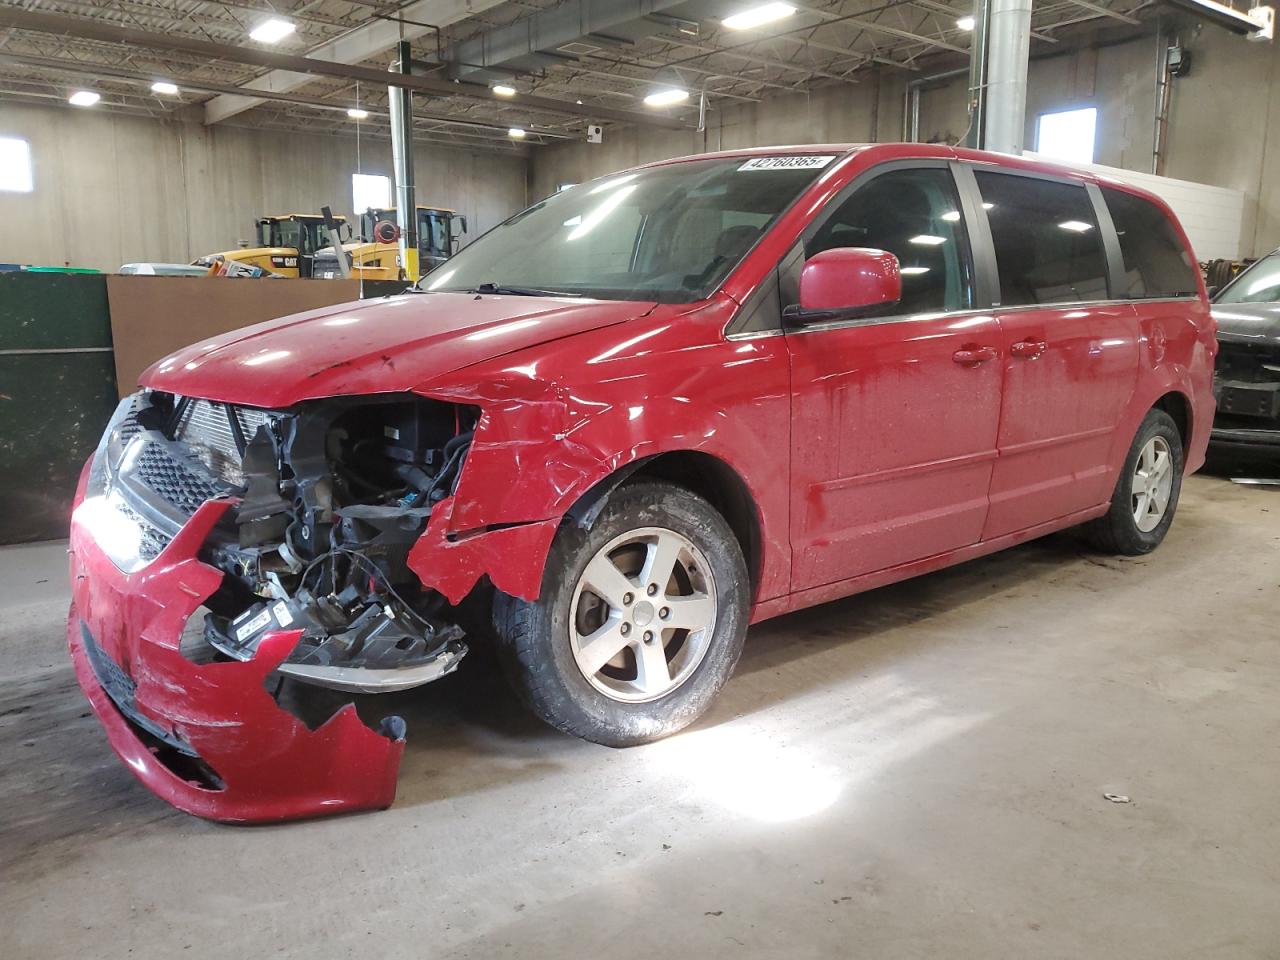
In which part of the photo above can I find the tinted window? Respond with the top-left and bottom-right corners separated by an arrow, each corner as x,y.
976,172 -> 1109,306
807,167 -> 972,314
1103,188 -> 1199,298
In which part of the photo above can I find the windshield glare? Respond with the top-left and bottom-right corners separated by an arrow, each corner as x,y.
1217,252 -> 1280,304
423,155 -> 839,302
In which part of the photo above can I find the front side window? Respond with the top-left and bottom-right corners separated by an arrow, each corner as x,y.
424,155 -> 838,302
1103,188 -> 1199,299
976,172 -> 1108,306
806,167 -> 973,314
1215,251 -> 1280,304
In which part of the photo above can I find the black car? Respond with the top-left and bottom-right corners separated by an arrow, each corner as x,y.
1211,250 -> 1280,454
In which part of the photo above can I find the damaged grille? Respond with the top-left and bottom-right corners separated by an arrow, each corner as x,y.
1217,341 -> 1280,383
173,399 -> 272,486
133,443 -> 227,516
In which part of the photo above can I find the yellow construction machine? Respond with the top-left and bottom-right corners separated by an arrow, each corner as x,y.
312,206 -> 466,281
194,214 -> 350,278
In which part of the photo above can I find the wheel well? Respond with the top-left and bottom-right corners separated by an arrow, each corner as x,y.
629,452 -> 762,597
570,451 -> 763,599
1153,391 -> 1191,453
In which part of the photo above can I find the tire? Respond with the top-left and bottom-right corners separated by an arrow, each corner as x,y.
494,480 -> 749,747
1083,409 -> 1185,555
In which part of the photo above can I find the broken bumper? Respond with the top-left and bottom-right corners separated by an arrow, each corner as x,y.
68,495 -> 406,824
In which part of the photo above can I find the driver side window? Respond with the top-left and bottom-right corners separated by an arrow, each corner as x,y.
806,167 -> 973,315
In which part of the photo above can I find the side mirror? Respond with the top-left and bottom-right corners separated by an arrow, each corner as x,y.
785,247 -> 902,324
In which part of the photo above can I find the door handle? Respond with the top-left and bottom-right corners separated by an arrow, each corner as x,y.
1010,338 -> 1047,359
952,345 -> 998,365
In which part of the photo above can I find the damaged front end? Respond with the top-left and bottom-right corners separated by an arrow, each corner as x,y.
68,388 -> 484,821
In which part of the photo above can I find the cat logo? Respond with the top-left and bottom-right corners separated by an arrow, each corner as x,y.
270,255 -> 299,268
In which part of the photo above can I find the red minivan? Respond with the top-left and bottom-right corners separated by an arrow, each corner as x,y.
69,144 -> 1215,821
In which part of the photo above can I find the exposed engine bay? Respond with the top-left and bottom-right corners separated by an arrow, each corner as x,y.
89,389 -> 480,694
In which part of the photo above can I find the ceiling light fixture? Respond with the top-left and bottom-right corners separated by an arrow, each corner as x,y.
723,2 -> 796,30
956,15 -> 976,30
347,107 -> 369,120
1058,220 -> 1094,232
491,84 -> 517,97
508,127 -> 526,138
150,81 -> 179,95
249,18 -> 295,43
68,90 -> 100,107
644,87 -> 689,107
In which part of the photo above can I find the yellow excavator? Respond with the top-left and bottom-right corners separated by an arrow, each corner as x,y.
193,214 -> 350,278
312,206 -> 467,281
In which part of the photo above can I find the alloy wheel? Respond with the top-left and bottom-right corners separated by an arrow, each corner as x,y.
569,526 -> 718,703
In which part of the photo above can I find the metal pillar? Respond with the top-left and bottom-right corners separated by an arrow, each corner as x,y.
963,0 -> 991,148
983,0 -> 1032,154
388,40 -> 419,282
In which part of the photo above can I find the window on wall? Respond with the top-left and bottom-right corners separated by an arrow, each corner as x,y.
0,137 -> 33,193
352,173 -> 391,213
1036,107 -> 1097,165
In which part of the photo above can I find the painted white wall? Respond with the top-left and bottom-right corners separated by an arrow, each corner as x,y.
0,102 -> 529,271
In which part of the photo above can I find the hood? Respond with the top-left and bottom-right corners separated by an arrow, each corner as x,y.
142,292 -> 656,408
1212,303 -> 1280,347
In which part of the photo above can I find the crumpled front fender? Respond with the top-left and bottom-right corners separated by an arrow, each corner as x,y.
69,494 -> 405,823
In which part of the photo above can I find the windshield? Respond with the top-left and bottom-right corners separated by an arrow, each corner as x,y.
1216,251 -> 1280,304
422,154 -> 840,301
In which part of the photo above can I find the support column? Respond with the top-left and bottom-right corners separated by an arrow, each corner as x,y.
388,40 -> 419,281
983,0 -> 1032,154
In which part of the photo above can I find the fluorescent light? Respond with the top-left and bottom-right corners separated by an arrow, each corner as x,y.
909,234 -> 947,246
68,90 -> 100,107
723,2 -> 796,30
508,127 -> 526,138
941,210 -> 961,222
900,266 -> 931,275
956,15 -> 976,31
347,107 -> 369,120
150,81 -> 179,95
249,18 -> 295,43
1058,220 -> 1094,232
491,84 -> 517,97
644,87 -> 689,107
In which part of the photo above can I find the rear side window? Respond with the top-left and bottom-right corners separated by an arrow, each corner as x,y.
975,172 -> 1109,306
1103,188 -> 1199,298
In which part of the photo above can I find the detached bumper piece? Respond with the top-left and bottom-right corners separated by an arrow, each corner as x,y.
68,501 -> 406,823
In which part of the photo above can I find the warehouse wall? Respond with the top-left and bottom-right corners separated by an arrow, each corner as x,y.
0,102 -> 529,272
527,74 -> 902,199
530,20 -> 1280,258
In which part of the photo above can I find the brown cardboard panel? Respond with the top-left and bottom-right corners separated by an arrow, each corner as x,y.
106,277 -> 369,397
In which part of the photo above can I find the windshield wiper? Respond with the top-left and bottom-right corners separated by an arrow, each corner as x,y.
468,282 -> 580,298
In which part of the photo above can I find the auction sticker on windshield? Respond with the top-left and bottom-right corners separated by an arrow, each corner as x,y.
738,156 -> 836,171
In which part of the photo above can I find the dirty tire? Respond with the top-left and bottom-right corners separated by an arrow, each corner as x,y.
1083,408 -> 1184,555
494,480 -> 749,747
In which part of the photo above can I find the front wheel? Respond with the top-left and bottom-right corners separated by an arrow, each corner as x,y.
495,481 -> 749,747
1083,408 -> 1185,555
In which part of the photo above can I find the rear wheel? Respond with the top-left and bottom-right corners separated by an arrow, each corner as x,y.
1084,409 -> 1184,555
495,481 -> 749,747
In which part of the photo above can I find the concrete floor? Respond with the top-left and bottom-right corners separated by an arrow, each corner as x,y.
2,472 -> 1278,959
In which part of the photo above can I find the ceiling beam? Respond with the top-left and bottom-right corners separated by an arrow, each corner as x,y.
0,7 -> 690,130
0,50 -> 570,139
202,0 -> 508,124
1058,0 -> 1141,24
